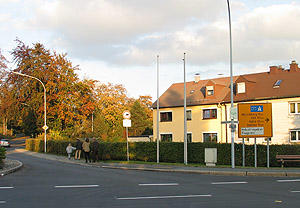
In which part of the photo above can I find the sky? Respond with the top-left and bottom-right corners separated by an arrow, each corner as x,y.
1,0 -> 300,99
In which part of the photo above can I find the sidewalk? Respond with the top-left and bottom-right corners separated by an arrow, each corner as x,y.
13,149 -> 300,177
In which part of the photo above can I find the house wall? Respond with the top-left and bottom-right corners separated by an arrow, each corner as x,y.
153,97 -> 300,145
153,104 -> 222,142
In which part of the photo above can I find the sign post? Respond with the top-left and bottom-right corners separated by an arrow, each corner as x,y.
123,111 -> 131,162
254,138 -> 257,168
238,103 -> 273,168
267,138 -> 270,168
242,138 -> 245,167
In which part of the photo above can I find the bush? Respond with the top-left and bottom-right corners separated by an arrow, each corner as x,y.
25,139 -> 300,167
0,147 -> 6,169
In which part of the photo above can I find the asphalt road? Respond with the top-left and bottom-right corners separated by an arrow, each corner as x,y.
1,150 -> 300,208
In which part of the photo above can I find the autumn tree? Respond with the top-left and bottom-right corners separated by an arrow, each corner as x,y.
0,49 -> 10,135
93,83 -> 129,140
6,40 -> 96,137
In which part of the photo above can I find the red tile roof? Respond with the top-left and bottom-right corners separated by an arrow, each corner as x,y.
153,61 -> 300,108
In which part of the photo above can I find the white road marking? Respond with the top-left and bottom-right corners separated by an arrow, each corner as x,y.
117,194 -> 212,200
0,201 -> 6,204
277,179 -> 300,183
54,185 -> 99,188
290,191 -> 300,193
139,183 -> 179,186
0,187 -> 13,189
211,181 -> 248,185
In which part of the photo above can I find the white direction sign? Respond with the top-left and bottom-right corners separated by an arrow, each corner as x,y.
241,127 -> 264,136
123,119 -> 131,127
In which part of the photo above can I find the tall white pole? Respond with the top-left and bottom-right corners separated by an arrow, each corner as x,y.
43,87 -> 47,153
227,0 -> 235,169
126,127 -> 129,161
12,71 -> 47,153
156,55 -> 160,163
91,112 -> 94,133
183,53 -> 187,165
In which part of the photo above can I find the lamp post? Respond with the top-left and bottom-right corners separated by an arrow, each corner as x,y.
226,0 -> 235,168
12,71 -> 48,153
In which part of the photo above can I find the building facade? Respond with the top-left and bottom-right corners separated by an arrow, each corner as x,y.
153,61 -> 300,145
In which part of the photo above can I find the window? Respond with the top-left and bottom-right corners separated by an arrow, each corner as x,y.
207,86 -> 214,96
203,109 -> 217,119
160,112 -> 172,122
161,134 -> 172,142
187,133 -> 192,143
290,130 -> 300,142
289,103 -> 300,114
186,110 -> 192,120
273,80 -> 282,88
237,82 -> 246,93
203,133 -> 217,143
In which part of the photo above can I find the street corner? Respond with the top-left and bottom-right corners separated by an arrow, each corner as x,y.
0,159 -> 23,176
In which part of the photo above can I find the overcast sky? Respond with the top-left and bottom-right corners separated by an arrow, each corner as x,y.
1,0 -> 300,99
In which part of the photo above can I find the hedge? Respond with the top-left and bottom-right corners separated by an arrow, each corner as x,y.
0,147 -> 6,169
25,139 -> 300,167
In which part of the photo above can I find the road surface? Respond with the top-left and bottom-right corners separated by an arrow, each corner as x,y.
1,150 -> 300,208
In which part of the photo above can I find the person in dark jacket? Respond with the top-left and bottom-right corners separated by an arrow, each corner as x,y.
82,138 -> 91,163
91,138 -> 100,162
74,139 -> 82,160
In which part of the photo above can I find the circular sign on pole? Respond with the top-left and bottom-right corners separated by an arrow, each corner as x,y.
123,110 -> 131,119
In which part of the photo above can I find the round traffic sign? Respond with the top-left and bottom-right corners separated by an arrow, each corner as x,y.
123,110 -> 131,119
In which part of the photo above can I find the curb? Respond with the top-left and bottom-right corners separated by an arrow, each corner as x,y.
14,150 -> 300,177
101,166 -> 300,177
0,160 -> 23,176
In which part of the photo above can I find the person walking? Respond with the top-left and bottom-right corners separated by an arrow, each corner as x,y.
91,138 -> 100,162
74,138 -> 82,160
82,138 -> 91,163
66,143 -> 76,160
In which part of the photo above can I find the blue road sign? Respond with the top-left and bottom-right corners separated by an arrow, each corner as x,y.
250,105 -> 263,112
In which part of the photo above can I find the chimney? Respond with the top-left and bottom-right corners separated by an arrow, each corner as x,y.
194,73 -> 200,83
289,60 -> 299,72
269,66 -> 280,74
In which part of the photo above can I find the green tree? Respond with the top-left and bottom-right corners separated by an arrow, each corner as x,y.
22,108 -> 38,136
129,100 -> 151,136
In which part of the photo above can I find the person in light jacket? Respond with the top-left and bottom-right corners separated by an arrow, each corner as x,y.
82,138 -> 91,163
66,143 -> 76,160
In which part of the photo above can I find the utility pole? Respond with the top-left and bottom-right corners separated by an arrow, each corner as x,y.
156,55 -> 160,163
183,53 -> 187,165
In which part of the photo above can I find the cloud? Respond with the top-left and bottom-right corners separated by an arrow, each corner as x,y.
4,0 -> 300,69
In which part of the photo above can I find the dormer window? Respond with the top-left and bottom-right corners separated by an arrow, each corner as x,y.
273,80 -> 282,88
237,82 -> 246,94
207,86 -> 214,96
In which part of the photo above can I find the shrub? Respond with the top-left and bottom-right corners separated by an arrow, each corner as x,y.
0,147 -> 6,169
25,139 -> 300,167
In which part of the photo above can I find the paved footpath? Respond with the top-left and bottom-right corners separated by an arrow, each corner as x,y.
8,149 -> 300,177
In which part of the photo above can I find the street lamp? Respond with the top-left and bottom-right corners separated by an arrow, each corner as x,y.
12,71 -> 48,153
226,0 -> 235,168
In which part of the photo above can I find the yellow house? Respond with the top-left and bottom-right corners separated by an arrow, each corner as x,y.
153,61 -> 300,145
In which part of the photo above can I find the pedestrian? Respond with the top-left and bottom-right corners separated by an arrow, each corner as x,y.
82,138 -> 91,163
74,138 -> 82,160
91,138 -> 100,162
66,143 -> 76,160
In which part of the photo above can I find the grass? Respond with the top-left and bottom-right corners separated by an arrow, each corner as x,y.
101,160 -> 297,169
